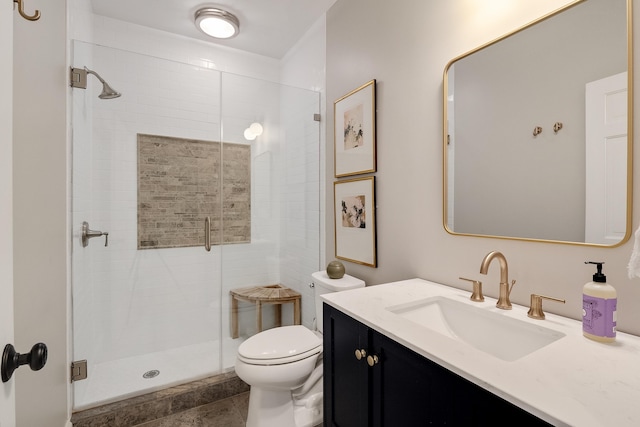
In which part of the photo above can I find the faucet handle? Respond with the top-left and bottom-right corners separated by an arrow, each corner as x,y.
459,277 -> 484,302
527,294 -> 566,320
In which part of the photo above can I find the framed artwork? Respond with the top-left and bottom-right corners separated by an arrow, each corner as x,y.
334,176 -> 377,267
334,79 -> 376,177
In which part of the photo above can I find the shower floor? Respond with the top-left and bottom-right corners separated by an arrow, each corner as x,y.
73,337 -> 243,411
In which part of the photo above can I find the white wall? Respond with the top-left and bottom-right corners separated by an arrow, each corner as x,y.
326,0 -> 640,336
13,0 -> 69,425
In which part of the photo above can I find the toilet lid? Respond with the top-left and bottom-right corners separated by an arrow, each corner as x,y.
238,325 -> 322,365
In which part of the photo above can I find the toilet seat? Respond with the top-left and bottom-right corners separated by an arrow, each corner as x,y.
238,325 -> 322,366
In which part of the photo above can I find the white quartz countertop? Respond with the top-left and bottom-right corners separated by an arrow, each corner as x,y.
321,278 -> 640,426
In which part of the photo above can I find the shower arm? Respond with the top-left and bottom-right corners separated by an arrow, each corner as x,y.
84,67 -> 107,85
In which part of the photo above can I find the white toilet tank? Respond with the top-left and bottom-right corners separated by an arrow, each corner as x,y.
311,270 -> 365,333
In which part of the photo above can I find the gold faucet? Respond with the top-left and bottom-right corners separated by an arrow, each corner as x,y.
479,251 -> 516,310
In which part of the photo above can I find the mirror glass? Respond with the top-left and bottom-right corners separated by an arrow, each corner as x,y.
444,0 -> 632,246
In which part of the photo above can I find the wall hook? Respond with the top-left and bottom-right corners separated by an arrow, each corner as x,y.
532,126 -> 543,137
13,0 -> 40,21
553,122 -> 563,133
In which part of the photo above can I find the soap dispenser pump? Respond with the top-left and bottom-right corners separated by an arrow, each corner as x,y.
582,261 -> 617,342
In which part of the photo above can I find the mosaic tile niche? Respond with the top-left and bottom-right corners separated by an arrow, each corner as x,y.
137,134 -> 251,249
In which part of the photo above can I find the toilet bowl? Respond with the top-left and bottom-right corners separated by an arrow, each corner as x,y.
235,271 -> 365,427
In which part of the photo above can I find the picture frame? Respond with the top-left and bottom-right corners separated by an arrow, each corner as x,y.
334,79 -> 376,177
334,176 -> 377,267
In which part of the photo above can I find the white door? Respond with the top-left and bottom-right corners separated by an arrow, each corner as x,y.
585,72 -> 628,245
0,0 -> 16,425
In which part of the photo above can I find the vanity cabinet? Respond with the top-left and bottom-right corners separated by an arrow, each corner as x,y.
323,304 -> 550,426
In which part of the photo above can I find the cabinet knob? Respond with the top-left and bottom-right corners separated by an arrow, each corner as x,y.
367,354 -> 379,367
355,349 -> 367,360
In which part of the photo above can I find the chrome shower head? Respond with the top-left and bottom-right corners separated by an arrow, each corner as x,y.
70,66 -> 121,99
98,82 -> 121,99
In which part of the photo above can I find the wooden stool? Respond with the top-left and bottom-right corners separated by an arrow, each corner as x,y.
230,284 -> 301,339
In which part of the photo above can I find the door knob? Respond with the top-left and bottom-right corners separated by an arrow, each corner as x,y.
1,343 -> 48,382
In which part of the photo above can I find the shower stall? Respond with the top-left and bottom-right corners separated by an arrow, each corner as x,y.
70,41 -> 321,410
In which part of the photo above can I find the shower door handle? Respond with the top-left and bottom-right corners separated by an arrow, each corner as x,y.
204,216 -> 211,252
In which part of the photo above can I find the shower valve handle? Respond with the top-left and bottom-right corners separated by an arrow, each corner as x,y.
82,221 -> 109,247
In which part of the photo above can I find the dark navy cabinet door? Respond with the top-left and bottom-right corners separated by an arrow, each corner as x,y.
324,303 -> 551,427
323,303 -> 370,426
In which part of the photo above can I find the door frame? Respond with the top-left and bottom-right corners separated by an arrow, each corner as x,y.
585,72 -> 628,244
0,0 -> 16,424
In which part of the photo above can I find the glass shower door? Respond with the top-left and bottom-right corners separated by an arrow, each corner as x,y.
70,40 -> 321,412
70,41 -> 224,410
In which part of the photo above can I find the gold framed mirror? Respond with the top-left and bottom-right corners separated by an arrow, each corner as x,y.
443,0 -> 632,247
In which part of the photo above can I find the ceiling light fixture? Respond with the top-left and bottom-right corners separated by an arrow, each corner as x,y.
195,8 -> 240,39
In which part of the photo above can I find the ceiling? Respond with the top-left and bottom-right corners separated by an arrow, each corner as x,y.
90,0 -> 337,59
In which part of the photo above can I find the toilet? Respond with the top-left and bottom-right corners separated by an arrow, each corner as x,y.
235,271 -> 365,427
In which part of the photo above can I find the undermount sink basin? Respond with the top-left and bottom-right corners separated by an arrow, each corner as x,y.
387,296 -> 566,361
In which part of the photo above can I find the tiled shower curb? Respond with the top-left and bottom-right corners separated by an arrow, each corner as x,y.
70,370 -> 249,427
